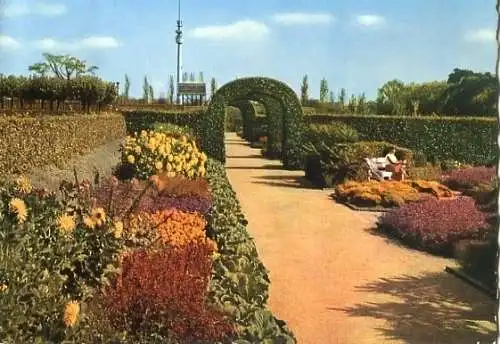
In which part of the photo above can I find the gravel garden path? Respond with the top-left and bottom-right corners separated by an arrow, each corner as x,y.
224,132 -> 496,344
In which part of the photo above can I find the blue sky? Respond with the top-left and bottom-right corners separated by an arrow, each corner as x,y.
0,0 -> 496,100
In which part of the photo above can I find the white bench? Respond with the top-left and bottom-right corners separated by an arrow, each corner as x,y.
365,157 -> 393,181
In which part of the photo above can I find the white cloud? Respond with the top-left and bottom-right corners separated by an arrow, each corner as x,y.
79,36 -> 120,48
355,14 -> 386,27
0,35 -> 21,49
188,20 -> 270,41
33,36 -> 121,51
272,12 -> 335,25
465,29 -> 495,43
1,2 -> 67,17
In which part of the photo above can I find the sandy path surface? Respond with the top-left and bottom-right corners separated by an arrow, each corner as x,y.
224,133 -> 496,344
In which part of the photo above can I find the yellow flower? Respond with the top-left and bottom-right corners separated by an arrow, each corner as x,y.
167,154 -> 174,162
166,163 -> 173,171
15,176 -> 32,193
91,207 -> 106,226
200,152 -> 207,162
83,216 -> 96,229
63,301 -> 80,328
0,284 -> 7,292
154,161 -> 163,170
187,170 -> 194,178
166,171 -> 176,178
58,214 -> 75,233
127,155 -> 135,164
113,220 -> 123,239
134,146 -> 142,154
9,198 -> 28,224
199,166 -> 206,177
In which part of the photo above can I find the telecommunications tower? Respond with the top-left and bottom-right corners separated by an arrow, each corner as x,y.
175,0 -> 183,104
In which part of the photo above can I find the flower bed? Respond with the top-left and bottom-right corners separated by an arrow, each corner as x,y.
441,166 -> 496,193
334,180 -> 455,209
0,128 -> 296,342
377,196 -> 491,256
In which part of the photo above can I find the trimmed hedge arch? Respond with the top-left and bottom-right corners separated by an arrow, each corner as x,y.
206,77 -> 305,169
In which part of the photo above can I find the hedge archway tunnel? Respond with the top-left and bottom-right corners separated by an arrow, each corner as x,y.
205,77 -> 305,169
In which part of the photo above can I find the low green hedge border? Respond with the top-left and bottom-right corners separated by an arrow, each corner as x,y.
206,159 -> 296,343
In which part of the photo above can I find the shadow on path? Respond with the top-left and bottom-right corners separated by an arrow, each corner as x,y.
225,165 -> 283,170
328,272 -> 496,344
251,175 -> 320,189
226,154 -> 263,159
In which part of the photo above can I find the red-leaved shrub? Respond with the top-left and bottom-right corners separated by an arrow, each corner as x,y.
104,243 -> 234,341
378,197 -> 490,255
442,166 -> 496,191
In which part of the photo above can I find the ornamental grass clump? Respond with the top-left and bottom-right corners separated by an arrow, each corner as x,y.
378,197 -> 490,255
120,130 -> 207,180
104,244 -> 235,342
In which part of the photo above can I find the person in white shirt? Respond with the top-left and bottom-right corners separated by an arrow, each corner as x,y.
385,147 -> 407,180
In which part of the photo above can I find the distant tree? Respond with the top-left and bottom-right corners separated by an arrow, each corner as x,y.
357,93 -> 367,114
210,77 -> 217,98
338,88 -> 347,109
329,91 -> 335,104
319,78 -> 329,103
167,75 -> 175,103
198,71 -> 204,82
182,72 -> 188,82
142,76 -> 149,102
189,72 -> 195,82
300,75 -> 309,104
148,85 -> 154,102
347,94 -> 357,113
377,79 -> 406,115
124,74 -> 131,99
29,53 -> 98,79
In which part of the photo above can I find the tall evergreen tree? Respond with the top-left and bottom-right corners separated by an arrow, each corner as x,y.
167,75 -> 175,104
329,91 -> 335,104
300,75 -> 309,104
124,74 -> 130,99
142,76 -> 149,102
148,85 -> 154,102
210,77 -> 217,99
189,72 -> 195,82
339,88 -> 347,108
319,78 -> 329,103
199,71 -> 204,82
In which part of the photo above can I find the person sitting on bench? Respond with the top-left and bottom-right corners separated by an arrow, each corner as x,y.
385,147 -> 407,180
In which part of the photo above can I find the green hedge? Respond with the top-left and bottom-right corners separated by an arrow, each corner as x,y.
122,109 -> 225,164
206,159 -> 296,343
0,113 -> 126,175
306,114 -> 498,165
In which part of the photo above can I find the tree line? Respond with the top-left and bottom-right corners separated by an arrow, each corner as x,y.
0,53 -> 117,112
300,68 -> 497,116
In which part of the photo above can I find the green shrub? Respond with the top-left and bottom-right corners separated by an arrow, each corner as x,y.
0,113 -> 126,175
305,141 -> 413,187
409,163 -> 442,181
206,159 -> 297,343
307,114 -> 497,166
305,123 -> 360,147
